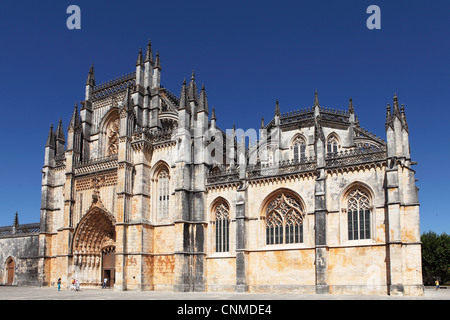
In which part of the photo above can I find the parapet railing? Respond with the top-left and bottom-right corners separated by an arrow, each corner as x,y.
325,145 -> 387,168
0,223 -> 40,237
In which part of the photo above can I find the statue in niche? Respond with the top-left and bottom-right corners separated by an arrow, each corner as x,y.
107,118 -> 120,156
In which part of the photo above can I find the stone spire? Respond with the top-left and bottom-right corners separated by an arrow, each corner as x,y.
69,102 -> 81,129
55,118 -> 66,156
85,64 -> 95,104
56,118 -> 65,141
136,48 -> 143,67
122,85 -> 133,112
313,90 -> 321,117
188,71 -> 198,103
198,84 -> 208,113
145,39 -> 153,64
274,99 -> 280,117
385,103 -> 393,131
211,106 -> 216,121
314,90 -> 320,107
14,212 -> 19,227
177,78 -> 191,130
179,78 -> 190,111
348,97 -> 354,114
86,64 -> 95,86
45,124 -> 55,148
152,51 -> 161,89
12,212 -> 19,234
401,104 -> 408,132
392,93 -> 402,119
154,51 -> 161,70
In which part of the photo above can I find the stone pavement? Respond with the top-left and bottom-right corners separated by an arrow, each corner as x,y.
0,285 -> 448,300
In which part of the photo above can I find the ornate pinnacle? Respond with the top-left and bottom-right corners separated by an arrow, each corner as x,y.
211,107 -> 217,121
198,84 -> 208,113
393,93 -> 400,114
348,97 -> 354,114
401,104 -> 409,132
136,48 -> 143,67
154,51 -> 161,69
122,85 -> 133,111
46,124 -> 55,148
13,212 -> 19,229
314,90 -> 319,107
86,64 -> 95,86
260,117 -> 265,129
56,118 -> 65,141
188,71 -> 198,103
275,100 -> 280,117
179,78 -> 190,111
69,102 -> 81,129
145,39 -> 153,64
385,103 -> 394,131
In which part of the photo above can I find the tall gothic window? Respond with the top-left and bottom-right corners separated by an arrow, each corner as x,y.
327,135 -> 339,155
347,188 -> 371,240
157,169 -> 170,219
292,136 -> 306,161
266,193 -> 304,245
214,202 -> 230,252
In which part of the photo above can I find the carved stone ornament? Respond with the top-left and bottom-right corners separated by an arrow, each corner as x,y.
107,118 -> 120,156
91,176 -> 105,207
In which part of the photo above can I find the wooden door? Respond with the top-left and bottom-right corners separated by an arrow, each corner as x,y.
7,259 -> 14,285
102,248 -> 115,287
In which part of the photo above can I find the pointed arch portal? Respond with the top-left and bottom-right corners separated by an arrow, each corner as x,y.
72,204 -> 116,287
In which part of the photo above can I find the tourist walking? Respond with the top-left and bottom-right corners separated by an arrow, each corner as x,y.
75,279 -> 81,291
57,278 -> 61,291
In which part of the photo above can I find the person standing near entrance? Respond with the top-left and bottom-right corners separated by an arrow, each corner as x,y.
102,277 -> 108,289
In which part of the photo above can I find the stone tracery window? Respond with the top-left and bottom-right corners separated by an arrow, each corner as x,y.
347,188 -> 371,240
326,135 -> 339,155
292,136 -> 306,161
157,169 -> 170,219
214,202 -> 230,252
265,193 -> 304,245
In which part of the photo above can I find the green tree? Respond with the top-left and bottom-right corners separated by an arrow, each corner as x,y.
421,231 -> 450,285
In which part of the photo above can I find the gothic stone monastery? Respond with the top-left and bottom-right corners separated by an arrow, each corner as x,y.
0,40 -> 423,296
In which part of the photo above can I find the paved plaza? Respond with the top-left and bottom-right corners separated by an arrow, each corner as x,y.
0,285 -> 447,300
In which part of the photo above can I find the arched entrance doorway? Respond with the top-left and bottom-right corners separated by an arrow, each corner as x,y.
72,204 -> 116,287
6,257 -> 14,285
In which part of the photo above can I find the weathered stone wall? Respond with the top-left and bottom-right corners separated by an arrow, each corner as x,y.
0,234 -> 40,286
247,249 -> 316,293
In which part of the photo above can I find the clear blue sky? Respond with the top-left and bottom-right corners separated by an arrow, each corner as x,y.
0,0 -> 449,234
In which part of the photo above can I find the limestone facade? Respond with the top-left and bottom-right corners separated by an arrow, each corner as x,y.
4,41 -> 423,295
